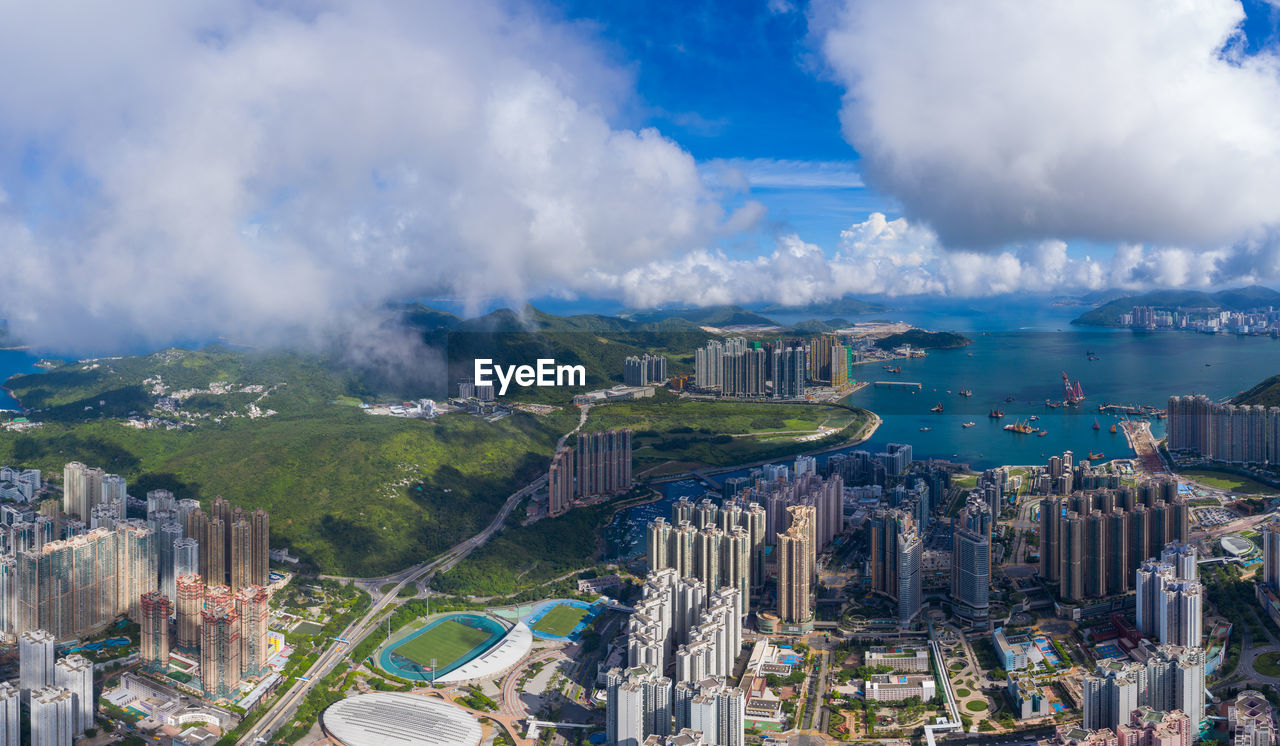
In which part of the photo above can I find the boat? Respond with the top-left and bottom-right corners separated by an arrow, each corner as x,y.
930,403 -> 944,413
920,427 -> 932,432
1029,415 -> 1039,421
1109,423 -> 1118,433
989,409 -> 1005,418
1038,430 -> 1048,437
1045,399 -> 1061,409
882,365 -> 902,373
958,388 -> 973,397
1088,355 -> 1100,361
1005,396 -> 1016,402
1004,421 -> 1037,434
962,422 -> 976,428
1088,451 -> 1104,460
1092,419 -> 1100,430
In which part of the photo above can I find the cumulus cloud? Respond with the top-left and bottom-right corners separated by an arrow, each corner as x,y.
593,212 -> 1280,307
0,0 -> 747,351
818,0 -> 1280,251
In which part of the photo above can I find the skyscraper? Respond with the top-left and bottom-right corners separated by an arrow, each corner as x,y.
647,518 -> 672,572
175,573 -> 204,651
53,654 -> 94,735
236,585 -> 270,677
140,590 -> 171,671
200,602 -> 243,700
548,447 -> 574,517
776,505 -> 814,625
951,501 -> 991,621
576,430 -> 633,498
0,681 -> 18,746
19,629 -> 55,697
158,522 -> 184,602
174,537 -> 198,583
29,686 -> 74,746
771,344 -> 806,399
606,665 -> 672,746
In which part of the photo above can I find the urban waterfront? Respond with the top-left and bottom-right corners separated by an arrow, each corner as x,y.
845,328 -> 1280,470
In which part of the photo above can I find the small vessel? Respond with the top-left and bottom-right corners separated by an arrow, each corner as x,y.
1029,415 -> 1039,421
1045,399 -> 1061,409
931,402 -> 944,413
1088,451 -> 1104,460
962,422 -> 976,428
1092,419 -> 1100,430
1038,430 -> 1048,437
1004,421 -> 1036,434
958,388 -> 973,397
1109,423 -> 1118,433
1088,355 -> 1100,361
1005,396 -> 1016,402
989,409 -> 1005,418
920,427 -> 932,432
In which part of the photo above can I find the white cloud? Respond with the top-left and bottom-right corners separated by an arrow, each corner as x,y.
818,0 -> 1280,251
593,212 -> 1280,308
0,1 -> 733,351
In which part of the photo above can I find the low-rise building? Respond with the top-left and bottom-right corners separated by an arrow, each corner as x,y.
1229,691 -> 1276,746
1008,674 -> 1054,720
864,646 -> 930,673
864,673 -> 936,702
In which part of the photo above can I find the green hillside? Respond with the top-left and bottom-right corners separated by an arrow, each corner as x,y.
619,305 -> 778,327
1072,285 -> 1280,327
873,329 -> 971,350
1234,374 -> 1280,408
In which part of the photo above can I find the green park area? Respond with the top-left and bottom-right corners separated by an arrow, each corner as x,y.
532,604 -> 590,637
294,621 -> 325,636
393,619 -> 493,668
1180,469 -> 1278,495
582,391 -> 872,468
1255,651 -> 1280,677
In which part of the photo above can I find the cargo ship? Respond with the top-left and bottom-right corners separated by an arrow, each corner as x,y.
1004,421 -> 1037,434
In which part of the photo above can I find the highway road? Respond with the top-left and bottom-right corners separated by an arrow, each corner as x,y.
240,474 -> 547,745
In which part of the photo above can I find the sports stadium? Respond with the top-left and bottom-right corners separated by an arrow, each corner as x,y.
376,612 -> 532,685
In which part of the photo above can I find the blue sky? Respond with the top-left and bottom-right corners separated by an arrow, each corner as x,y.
546,0 -> 1280,272
2,1 -> 1280,349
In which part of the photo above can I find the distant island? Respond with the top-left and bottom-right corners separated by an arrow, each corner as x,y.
1072,285 -> 1280,332
873,328 -> 971,350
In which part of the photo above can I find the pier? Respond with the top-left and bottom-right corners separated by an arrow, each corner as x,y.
873,381 -> 922,389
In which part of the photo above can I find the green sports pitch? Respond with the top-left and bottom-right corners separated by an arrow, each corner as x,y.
393,619 -> 494,668
532,604 -> 590,637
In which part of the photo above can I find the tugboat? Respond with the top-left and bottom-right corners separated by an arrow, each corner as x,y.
962,422 -> 976,428
931,402 -> 945,413
1092,419 -> 1101,430
989,409 -> 1005,418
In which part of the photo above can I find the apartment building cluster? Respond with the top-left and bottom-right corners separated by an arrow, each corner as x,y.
1134,543 -> 1203,649
1081,645 -> 1204,734
1167,395 -> 1280,467
624,355 -> 669,387
1123,304 -> 1280,334
950,496 -> 994,621
1038,483 -> 1190,604
0,631 -> 95,744
0,461 -> 274,711
548,429 -> 633,517
692,338 -> 806,399
607,568 -> 745,746
0,466 -> 41,503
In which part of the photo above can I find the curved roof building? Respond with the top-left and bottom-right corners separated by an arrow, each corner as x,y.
321,692 -> 482,746
434,620 -> 533,684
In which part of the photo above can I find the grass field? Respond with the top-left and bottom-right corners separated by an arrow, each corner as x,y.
581,390 -> 872,468
293,621 -> 324,636
532,604 -> 590,636
394,619 -> 493,668
1256,651 -> 1280,677
1180,469 -> 1279,495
